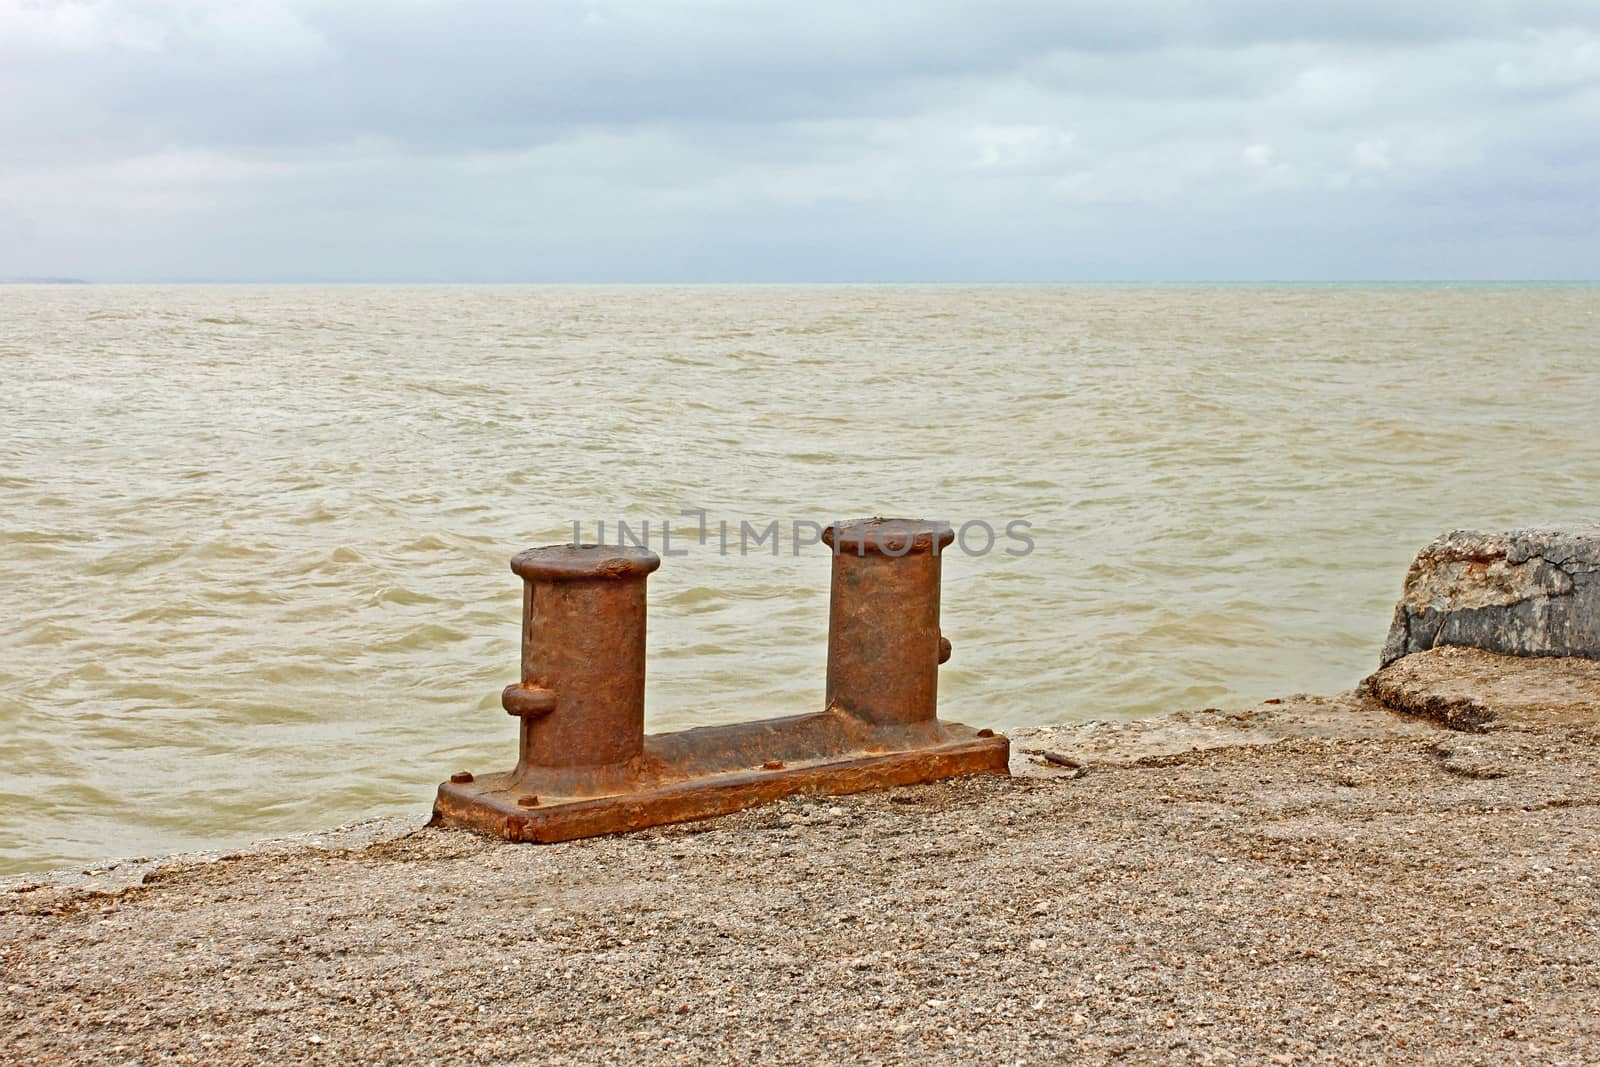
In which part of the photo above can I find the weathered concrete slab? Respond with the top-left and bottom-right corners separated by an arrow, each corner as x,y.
1365,644 -> 1600,731
1009,690 -> 1442,775
1382,527 -> 1600,666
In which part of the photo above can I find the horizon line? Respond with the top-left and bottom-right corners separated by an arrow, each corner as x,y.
4,278 -> 1598,287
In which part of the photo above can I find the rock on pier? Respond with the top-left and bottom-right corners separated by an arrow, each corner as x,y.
1382,527 -> 1600,666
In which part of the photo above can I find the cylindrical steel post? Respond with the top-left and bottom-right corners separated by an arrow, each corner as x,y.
507,544 -> 661,772
821,518 -> 954,726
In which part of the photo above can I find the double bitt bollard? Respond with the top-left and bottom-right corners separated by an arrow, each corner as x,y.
432,518 -> 1010,843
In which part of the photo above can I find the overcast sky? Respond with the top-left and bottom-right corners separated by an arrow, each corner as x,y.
2,1 -> 1597,282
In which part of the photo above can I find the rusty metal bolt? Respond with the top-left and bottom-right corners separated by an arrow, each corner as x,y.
449,771 -> 475,785
762,759 -> 785,771
821,519 -> 954,727
507,544 -> 661,774
516,794 -> 541,808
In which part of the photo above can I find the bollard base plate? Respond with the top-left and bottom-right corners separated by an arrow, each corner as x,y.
432,712 -> 1009,844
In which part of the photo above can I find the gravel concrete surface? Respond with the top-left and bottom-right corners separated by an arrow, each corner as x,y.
4,650 -> 1600,1066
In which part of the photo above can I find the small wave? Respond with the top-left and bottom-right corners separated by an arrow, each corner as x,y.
661,586 -> 730,611
0,527 -> 97,546
397,534 -> 454,553
368,623 -> 468,650
15,621 -> 89,646
371,584 -> 444,607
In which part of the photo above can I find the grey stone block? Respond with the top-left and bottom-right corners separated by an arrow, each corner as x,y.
1381,527 -> 1600,667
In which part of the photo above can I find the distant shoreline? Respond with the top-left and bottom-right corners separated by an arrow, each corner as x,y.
3,278 -> 1597,287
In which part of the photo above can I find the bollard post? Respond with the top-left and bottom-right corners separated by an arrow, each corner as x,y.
505,545 -> 659,775
821,519 -> 953,727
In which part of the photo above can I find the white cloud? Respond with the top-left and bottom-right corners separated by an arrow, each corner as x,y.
1241,143 -> 1275,168
1496,28 -> 1600,90
967,124 -> 1076,171
1352,138 -> 1391,170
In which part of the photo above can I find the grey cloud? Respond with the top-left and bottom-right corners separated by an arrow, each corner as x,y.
0,0 -> 1597,280
13,1 -> 1600,152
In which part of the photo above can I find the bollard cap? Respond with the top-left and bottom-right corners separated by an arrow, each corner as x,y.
822,518 -> 954,556
511,544 -> 662,582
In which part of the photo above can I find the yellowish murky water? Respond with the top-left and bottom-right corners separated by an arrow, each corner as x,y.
2,283 -> 1596,872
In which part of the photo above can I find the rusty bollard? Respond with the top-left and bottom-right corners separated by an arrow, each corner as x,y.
504,545 -> 659,788
432,517 -> 1009,843
822,518 -> 952,729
